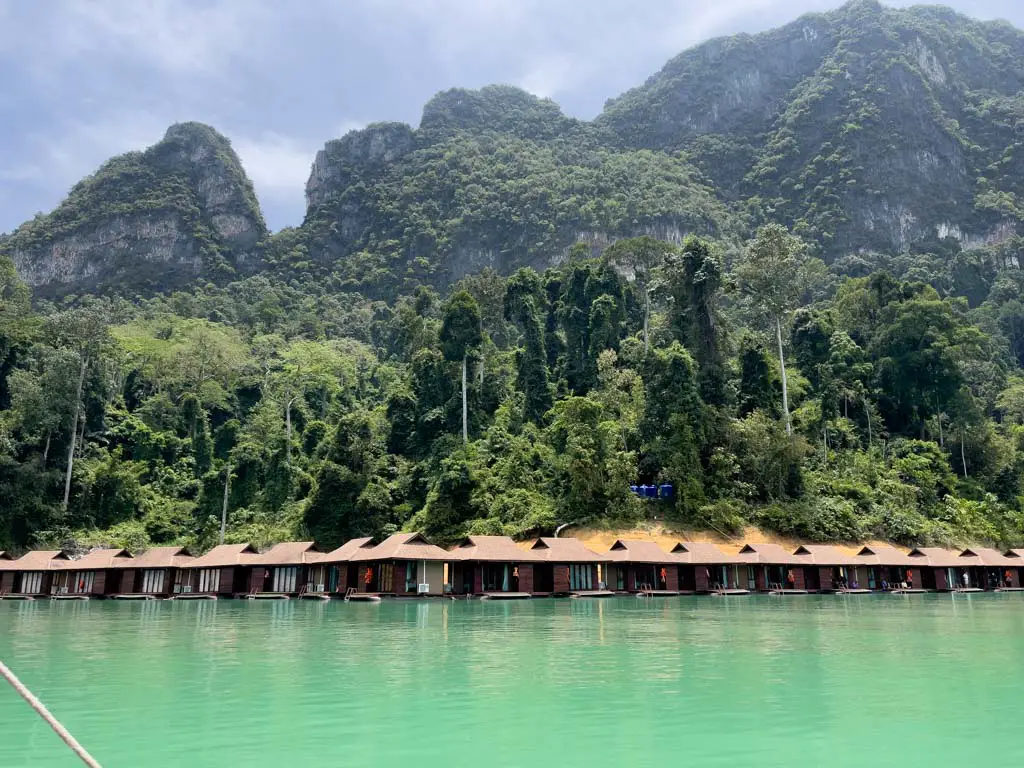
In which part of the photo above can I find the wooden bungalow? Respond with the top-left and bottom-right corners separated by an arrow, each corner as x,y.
245,542 -> 325,597
603,540 -> 681,594
733,543 -> 805,592
908,547 -> 984,591
320,537 -> 377,596
851,545 -> 920,591
1003,549 -> 1024,588
526,538 -> 610,596
350,533 -> 451,597
958,548 -> 1021,590
450,536 -> 542,598
51,549 -> 134,598
671,542 -> 745,593
109,547 -> 195,599
176,543 -> 260,598
1,551 -> 73,597
791,545 -> 860,592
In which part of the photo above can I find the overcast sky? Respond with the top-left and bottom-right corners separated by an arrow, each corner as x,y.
1,0 -> 1021,234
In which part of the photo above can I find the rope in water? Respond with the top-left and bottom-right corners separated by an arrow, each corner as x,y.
0,659 -> 103,768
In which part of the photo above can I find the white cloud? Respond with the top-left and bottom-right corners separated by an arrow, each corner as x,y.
233,133 -> 315,195
337,120 -> 369,136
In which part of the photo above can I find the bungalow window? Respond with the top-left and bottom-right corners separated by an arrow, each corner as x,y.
19,572 -> 42,594
73,571 -> 95,594
197,568 -> 219,593
616,567 -> 625,591
405,562 -> 417,592
483,565 -> 508,591
379,563 -> 394,593
272,567 -> 298,593
746,566 -> 757,591
568,564 -> 592,591
141,569 -> 165,594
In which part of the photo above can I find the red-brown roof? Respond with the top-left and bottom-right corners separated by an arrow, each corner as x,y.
0,550 -> 72,571
126,546 -> 195,569
58,549 -> 134,570
669,542 -> 742,564
604,540 -> 675,564
350,533 -> 451,562
251,541 -> 323,566
792,545 -> 858,566
529,538 -> 608,563
959,547 -> 1017,567
321,537 -> 377,563
1005,549 -> 1024,560
735,543 -> 801,565
852,545 -> 915,567
187,543 -> 260,568
908,547 -> 978,568
453,536 -> 543,562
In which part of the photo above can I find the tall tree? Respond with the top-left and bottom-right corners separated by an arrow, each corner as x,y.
440,290 -> 483,443
504,268 -> 552,422
736,224 -> 815,435
604,236 -> 673,356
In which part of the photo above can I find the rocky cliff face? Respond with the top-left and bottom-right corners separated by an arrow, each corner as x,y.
3,123 -> 266,295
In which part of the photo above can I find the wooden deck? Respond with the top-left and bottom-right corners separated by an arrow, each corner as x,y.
51,595 -> 89,600
768,589 -> 810,595
481,592 -> 531,600
835,589 -> 873,595
299,593 -> 331,601
569,590 -> 616,598
711,589 -> 751,596
345,593 -> 382,602
0,594 -> 35,601
635,590 -> 682,597
112,594 -> 158,600
169,594 -> 217,600
995,587 -> 1024,592
246,593 -> 290,600
890,588 -> 928,594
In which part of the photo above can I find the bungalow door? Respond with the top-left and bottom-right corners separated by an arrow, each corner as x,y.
141,569 -> 166,594
197,568 -> 220,593
568,564 -> 592,591
72,571 -> 95,594
272,567 -> 298,593
19,572 -> 43,595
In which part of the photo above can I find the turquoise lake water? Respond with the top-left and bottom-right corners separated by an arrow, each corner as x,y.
3,595 -> 1024,767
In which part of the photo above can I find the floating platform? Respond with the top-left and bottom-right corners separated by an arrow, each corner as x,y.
768,589 -> 809,595
835,589 -> 873,595
953,588 -> 985,593
299,593 -> 331,601
345,593 -> 382,602
570,590 -> 616,599
169,594 -> 217,600
711,589 -> 750,596
247,593 -> 290,600
51,595 -> 89,600
995,587 -> 1024,592
0,594 -> 35,601
636,590 -> 681,597
112,594 -> 158,600
481,592 -> 531,600
890,588 -> 927,594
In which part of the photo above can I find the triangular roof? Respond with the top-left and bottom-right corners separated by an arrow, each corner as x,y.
252,541 -> 323,566
0,550 -> 72,571
322,537 -> 377,563
1004,549 -> 1024,559
59,548 -> 134,570
453,536 -> 542,562
604,540 -> 674,564
188,543 -> 260,568
350,533 -> 451,562
908,547 -> 975,568
959,547 -> 1016,567
792,545 -> 858,566
852,544 -> 915,566
528,538 -> 608,563
733,543 -> 801,565
669,542 -> 741,564
128,546 -> 195,569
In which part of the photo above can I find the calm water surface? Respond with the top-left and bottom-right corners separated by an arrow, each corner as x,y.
3,595 -> 1024,767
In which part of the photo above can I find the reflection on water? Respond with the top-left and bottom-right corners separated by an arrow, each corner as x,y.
3,595 -> 1024,767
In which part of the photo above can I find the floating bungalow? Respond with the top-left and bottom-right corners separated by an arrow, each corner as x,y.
320,537 -> 377,596
790,545 -> 860,592
350,533 -> 451,597
176,543 -> 260,598
733,543 -> 805,592
50,549 -> 134,598
245,541 -> 324,598
603,540 -> 681,594
907,547 -> 985,591
110,546 -> 195,598
851,545 -> 921,591
1,551 -> 72,597
955,548 -> 1020,590
670,542 -> 745,593
526,538 -> 610,596
450,536 -> 541,598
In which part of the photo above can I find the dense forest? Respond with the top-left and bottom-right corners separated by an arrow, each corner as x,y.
5,1 -> 1024,553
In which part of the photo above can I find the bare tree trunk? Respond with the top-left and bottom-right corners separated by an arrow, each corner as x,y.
62,355 -> 88,509
41,431 -> 51,468
960,431 -> 968,478
220,463 -> 231,545
864,395 -> 872,448
285,397 -> 297,462
643,288 -> 650,356
461,355 -> 468,444
775,315 -> 791,436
